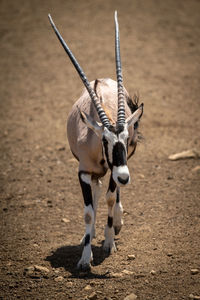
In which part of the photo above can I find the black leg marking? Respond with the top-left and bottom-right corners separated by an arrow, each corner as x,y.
84,234 -> 90,246
108,175 -> 116,193
116,187 -> 120,203
107,216 -> 113,228
78,171 -> 93,207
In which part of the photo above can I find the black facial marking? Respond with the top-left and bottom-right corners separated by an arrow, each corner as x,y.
107,216 -> 113,228
78,171 -> 93,207
112,142 -> 127,167
102,137 -> 112,168
84,234 -> 90,246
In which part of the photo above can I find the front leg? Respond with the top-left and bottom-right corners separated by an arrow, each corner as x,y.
103,175 -> 117,253
78,171 -> 94,270
113,187 -> 123,235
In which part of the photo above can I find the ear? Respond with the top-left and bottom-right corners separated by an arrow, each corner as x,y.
80,111 -> 103,137
126,103 -> 143,128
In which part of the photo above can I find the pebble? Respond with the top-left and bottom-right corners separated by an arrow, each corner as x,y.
192,166 -> 200,174
191,269 -> 199,275
189,294 -> 200,300
127,255 -> 136,260
62,218 -> 70,223
88,292 -> 97,300
150,270 -> 156,275
54,276 -> 64,282
34,265 -> 50,273
24,266 -> 34,274
110,269 -> 134,278
122,270 -> 134,275
84,285 -> 92,291
110,272 -> 123,278
124,293 -> 137,300
66,281 -> 73,288
168,149 -> 200,160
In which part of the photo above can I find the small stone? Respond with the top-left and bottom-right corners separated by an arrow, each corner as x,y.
24,266 -> 35,276
54,269 -> 60,274
127,255 -> 136,260
62,218 -> 70,223
34,265 -> 49,273
54,276 -> 64,282
150,270 -> 156,275
110,272 -> 123,278
189,294 -> 200,299
68,158 -> 77,163
88,292 -> 97,300
24,266 -> 35,273
66,281 -> 73,287
57,146 -> 66,151
89,280 -> 98,286
122,270 -> 134,275
168,149 -> 200,161
124,293 -> 137,300
191,269 -> 199,275
84,285 -> 92,291
192,166 -> 200,174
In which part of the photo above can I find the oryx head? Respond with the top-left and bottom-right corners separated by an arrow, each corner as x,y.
48,11 -> 143,186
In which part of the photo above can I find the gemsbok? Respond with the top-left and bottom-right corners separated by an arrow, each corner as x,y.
48,11 -> 143,270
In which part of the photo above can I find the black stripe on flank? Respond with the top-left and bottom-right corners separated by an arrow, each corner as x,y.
107,216 -> 113,228
112,142 -> 127,167
84,234 -> 90,246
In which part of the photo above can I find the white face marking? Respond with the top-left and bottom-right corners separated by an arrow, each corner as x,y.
118,126 -> 129,146
112,165 -> 130,186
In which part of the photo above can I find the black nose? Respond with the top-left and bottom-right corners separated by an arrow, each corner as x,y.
117,176 -> 129,185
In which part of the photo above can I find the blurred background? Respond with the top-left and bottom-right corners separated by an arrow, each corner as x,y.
0,0 -> 200,299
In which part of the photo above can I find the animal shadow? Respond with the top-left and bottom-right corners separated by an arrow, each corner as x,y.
46,243 -> 110,278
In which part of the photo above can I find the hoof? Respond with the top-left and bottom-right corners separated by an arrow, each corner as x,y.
103,241 -> 117,254
77,261 -> 91,272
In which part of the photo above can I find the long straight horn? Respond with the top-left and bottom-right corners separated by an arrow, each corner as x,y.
48,14 -> 111,128
115,11 -> 126,125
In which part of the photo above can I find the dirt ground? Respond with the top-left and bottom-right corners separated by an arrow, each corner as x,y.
0,0 -> 200,299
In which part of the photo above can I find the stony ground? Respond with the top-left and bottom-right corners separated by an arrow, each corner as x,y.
0,0 -> 200,299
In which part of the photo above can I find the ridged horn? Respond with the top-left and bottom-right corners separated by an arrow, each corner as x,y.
48,14 -> 111,128
115,11 -> 126,125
